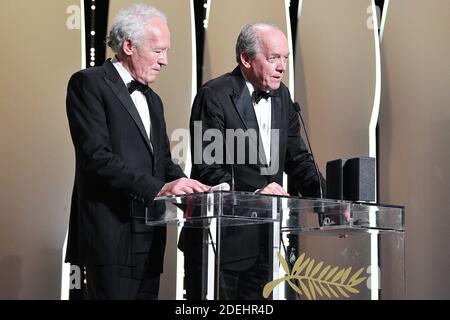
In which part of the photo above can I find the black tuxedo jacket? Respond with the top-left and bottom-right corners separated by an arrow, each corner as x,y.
182,67 -> 323,270
190,66 -> 322,194
65,59 -> 184,269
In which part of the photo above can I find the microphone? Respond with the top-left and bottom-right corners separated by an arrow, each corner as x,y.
293,102 -> 324,199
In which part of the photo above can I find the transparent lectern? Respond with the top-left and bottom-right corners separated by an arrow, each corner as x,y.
148,191 -> 405,300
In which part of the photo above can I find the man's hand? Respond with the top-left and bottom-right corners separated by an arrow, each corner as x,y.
255,182 -> 289,196
157,177 -> 210,196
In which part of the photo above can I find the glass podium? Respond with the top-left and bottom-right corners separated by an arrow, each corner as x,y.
148,191 -> 405,300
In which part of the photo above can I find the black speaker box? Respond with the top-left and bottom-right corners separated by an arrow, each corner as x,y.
326,158 -> 347,200
326,157 -> 376,202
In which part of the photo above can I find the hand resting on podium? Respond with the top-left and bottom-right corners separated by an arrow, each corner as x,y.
254,182 -> 289,196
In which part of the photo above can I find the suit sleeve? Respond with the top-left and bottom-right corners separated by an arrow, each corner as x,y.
66,71 -> 165,205
163,133 -> 187,182
284,97 -> 326,197
189,87 -> 232,186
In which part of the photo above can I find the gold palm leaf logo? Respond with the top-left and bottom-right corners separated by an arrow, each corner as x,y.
263,252 -> 367,300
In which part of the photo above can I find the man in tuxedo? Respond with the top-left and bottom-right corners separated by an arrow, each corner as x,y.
184,22 -> 325,299
65,4 -> 208,300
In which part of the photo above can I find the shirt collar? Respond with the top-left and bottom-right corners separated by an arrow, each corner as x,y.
241,71 -> 270,98
111,56 -> 134,86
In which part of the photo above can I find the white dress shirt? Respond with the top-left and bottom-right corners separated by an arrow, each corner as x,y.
112,59 -> 152,141
245,81 -> 272,164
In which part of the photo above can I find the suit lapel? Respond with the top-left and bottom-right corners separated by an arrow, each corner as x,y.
270,92 -> 282,168
231,86 -> 258,132
231,68 -> 258,132
102,60 -> 154,156
144,91 -> 161,156
230,67 -> 268,166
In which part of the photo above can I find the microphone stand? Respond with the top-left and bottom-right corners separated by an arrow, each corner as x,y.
292,102 -> 324,199
292,102 -> 332,230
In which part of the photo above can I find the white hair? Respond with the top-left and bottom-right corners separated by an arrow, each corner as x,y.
106,4 -> 167,54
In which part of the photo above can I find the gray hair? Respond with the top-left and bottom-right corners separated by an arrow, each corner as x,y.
107,4 -> 167,54
235,22 -> 280,64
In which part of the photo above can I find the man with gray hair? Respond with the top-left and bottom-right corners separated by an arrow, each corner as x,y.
65,4 -> 208,299
183,22 -> 324,299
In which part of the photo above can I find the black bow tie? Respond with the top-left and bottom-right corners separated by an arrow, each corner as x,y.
127,80 -> 149,95
252,90 -> 272,104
